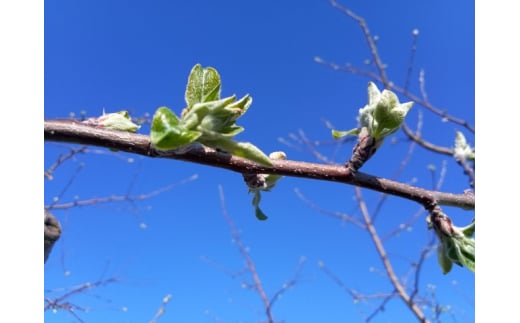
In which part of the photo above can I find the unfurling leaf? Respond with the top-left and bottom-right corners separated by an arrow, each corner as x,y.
428,212 -> 475,274
150,107 -> 201,150
83,110 -> 141,132
453,131 -> 475,161
202,136 -> 272,166
185,64 -> 221,108
332,128 -> 359,139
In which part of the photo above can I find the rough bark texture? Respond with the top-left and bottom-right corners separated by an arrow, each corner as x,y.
44,210 -> 61,264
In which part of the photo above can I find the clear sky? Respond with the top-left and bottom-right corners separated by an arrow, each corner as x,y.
42,1 -> 475,322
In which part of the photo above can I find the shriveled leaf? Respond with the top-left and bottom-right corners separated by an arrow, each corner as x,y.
151,107 -> 201,150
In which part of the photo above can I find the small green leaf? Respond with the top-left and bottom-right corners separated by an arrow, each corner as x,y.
354,82 -> 413,139
185,64 -> 221,108
437,244 -> 453,274
332,128 -> 359,139
83,110 -> 141,132
182,95 -> 236,130
151,107 -> 202,150
255,207 -> 268,220
454,131 -> 475,161
461,219 -> 475,237
252,191 -> 268,220
201,136 -> 273,166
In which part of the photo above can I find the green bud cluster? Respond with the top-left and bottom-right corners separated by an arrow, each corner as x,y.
428,213 -> 475,274
83,110 -> 141,132
150,64 -> 272,166
332,82 -> 413,140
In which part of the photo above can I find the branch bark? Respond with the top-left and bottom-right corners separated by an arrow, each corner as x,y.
44,119 -> 474,211
44,210 -> 61,264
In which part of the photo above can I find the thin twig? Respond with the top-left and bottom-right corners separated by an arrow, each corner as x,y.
294,188 -> 365,228
44,277 -> 120,322
149,294 -> 173,323
218,185 -> 274,323
327,0 -> 389,86
355,187 -> 428,322
46,174 -> 198,210
44,146 -> 88,180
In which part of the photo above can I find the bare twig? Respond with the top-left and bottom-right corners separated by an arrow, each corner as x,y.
294,188 -> 365,228
46,174 -> 198,210
218,185 -> 274,323
355,187 -> 428,322
401,123 -> 454,156
149,294 -> 173,323
268,256 -> 306,309
44,277 -> 120,321
410,235 -> 437,301
44,146 -> 88,180
404,29 -> 420,92
327,0 -> 389,86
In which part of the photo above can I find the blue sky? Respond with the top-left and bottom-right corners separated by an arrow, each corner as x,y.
40,1 -> 476,322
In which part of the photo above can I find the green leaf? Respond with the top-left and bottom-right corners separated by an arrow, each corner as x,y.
252,191 -> 268,220
99,110 -> 141,132
182,96 -> 236,130
200,136 -> 273,166
461,219 -> 475,237
454,131 -> 475,161
437,244 -> 453,274
150,107 -> 202,150
185,64 -> 221,108
255,207 -> 268,220
332,128 -> 359,139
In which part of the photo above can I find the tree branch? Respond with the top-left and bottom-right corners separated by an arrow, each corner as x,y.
44,120 -> 474,211
355,187 -> 428,322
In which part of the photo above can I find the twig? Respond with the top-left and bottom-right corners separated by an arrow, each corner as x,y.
44,146 -> 88,180
44,120 -> 475,211
355,187 -> 428,322
149,294 -> 173,323
218,185 -> 274,323
294,188 -> 365,228
268,256 -> 306,309
44,277 -> 119,321
404,29 -> 420,92
327,0 -> 389,86
45,174 -> 198,210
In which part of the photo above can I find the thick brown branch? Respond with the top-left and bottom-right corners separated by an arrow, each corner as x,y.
44,120 -> 474,211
